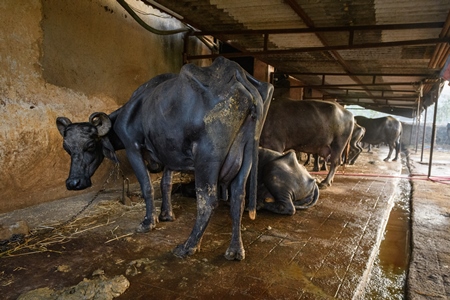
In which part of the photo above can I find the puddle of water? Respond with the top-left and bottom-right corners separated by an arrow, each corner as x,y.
364,179 -> 411,299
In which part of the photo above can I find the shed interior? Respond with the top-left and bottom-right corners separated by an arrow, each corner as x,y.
137,0 -> 450,117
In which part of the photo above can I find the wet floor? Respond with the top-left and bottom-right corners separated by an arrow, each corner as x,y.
364,178 -> 411,299
1,147 -> 407,299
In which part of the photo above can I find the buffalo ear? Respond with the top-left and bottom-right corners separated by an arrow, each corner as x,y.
56,117 -> 72,136
101,137 -> 119,163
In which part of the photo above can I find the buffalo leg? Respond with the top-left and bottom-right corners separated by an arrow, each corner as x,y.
320,156 -> 327,171
224,148 -> 253,261
384,143 -> 394,161
225,179 -> 246,260
304,153 -> 311,166
126,150 -> 157,233
319,148 -> 341,188
319,164 -> 336,188
349,144 -> 363,164
172,166 -> 220,258
312,154 -> 320,171
393,141 -> 400,161
159,168 -> 175,222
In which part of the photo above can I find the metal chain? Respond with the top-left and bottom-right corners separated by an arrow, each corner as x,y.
55,163 -> 122,229
0,163 -> 125,254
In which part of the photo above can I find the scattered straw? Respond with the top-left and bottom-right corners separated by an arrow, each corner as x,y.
105,233 -> 134,244
0,171 -> 194,258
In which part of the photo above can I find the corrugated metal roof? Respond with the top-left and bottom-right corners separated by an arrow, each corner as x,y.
142,0 -> 450,117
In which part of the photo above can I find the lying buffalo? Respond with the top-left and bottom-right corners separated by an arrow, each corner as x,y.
260,99 -> 354,188
56,57 -> 273,260
354,115 -> 402,161
174,148 -> 319,215
256,148 -> 319,215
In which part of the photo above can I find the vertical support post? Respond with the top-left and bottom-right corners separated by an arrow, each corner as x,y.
414,115 -> 421,153
420,107 -> 427,162
264,33 -> 269,52
414,95 -> 421,152
182,31 -> 190,65
428,82 -> 444,178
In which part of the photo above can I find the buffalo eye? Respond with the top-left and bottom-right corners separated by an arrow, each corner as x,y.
85,141 -> 97,152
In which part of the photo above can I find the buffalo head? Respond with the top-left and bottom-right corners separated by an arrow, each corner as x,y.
56,112 -> 118,190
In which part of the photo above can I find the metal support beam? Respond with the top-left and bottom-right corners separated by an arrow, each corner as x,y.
191,22 -> 445,36
187,37 -> 450,60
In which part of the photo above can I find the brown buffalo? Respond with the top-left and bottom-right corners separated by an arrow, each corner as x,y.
260,99 -> 354,188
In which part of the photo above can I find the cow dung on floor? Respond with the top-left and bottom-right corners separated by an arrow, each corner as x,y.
17,272 -> 129,300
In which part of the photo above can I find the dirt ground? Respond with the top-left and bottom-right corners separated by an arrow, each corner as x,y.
0,146 -> 449,299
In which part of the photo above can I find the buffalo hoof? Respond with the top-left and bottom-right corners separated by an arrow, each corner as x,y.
135,223 -> 152,233
159,211 -> 175,222
135,218 -> 157,233
224,247 -> 245,261
172,244 -> 197,258
318,182 -> 330,189
383,158 -> 390,162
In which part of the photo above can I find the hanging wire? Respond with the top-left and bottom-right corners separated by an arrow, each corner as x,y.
116,0 -> 191,35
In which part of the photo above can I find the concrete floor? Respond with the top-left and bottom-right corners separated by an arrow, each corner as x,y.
406,149 -> 450,299
0,146 -> 449,299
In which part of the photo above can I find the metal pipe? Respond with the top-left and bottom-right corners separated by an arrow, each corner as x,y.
308,171 -> 450,184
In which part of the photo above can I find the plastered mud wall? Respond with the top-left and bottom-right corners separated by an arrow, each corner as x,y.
0,0 -> 210,213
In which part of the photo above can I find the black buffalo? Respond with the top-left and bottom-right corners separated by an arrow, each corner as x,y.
56,57 -> 273,260
346,121 -> 366,165
354,115 -> 402,161
260,99 -> 354,188
257,148 -> 319,215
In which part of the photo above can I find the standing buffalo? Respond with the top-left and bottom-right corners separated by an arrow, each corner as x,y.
354,115 -> 402,161
308,119 -> 365,168
260,99 -> 354,188
257,148 -> 319,215
56,57 -> 273,260
346,121 -> 366,165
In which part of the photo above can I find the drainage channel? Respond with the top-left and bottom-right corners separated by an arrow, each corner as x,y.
364,159 -> 412,299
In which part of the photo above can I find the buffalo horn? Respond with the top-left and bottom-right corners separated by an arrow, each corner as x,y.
89,112 -> 111,137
